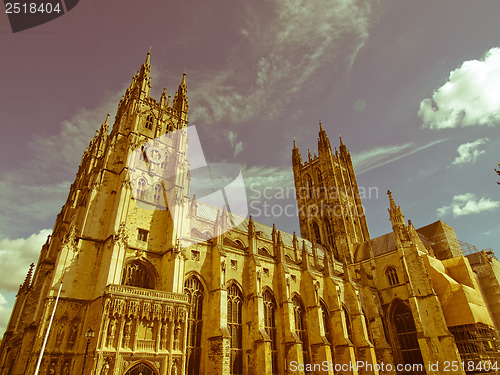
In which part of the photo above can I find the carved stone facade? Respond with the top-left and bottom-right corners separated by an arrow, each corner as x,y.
0,53 -> 499,375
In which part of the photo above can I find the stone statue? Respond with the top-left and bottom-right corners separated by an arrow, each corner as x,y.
100,360 -> 110,375
173,323 -> 181,350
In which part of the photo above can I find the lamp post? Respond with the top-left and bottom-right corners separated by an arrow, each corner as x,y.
81,328 -> 95,375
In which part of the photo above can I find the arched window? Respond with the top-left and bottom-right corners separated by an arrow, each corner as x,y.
228,284 -> 243,374
292,296 -> 309,365
386,267 -> 400,286
343,305 -> 353,343
312,222 -> 321,245
264,291 -> 278,374
316,169 -> 324,196
392,300 -> 423,370
361,310 -> 373,344
306,174 -> 313,199
185,276 -> 204,375
125,362 -> 156,375
320,301 -> 334,362
136,179 -> 146,200
145,114 -> 153,130
324,218 -> 334,247
122,261 -> 154,289
153,184 -> 162,204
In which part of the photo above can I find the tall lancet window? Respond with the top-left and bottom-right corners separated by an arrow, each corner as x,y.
264,291 -> 278,374
324,218 -> 334,247
343,305 -> 353,343
145,114 -> 153,130
293,295 -> 309,365
153,184 -> 162,204
316,169 -> 324,195
227,284 -> 243,374
306,174 -> 313,199
320,300 -> 334,361
392,300 -> 423,370
312,221 -> 322,245
386,267 -> 400,286
185,276 -> 204,375
136,179 -> 146,200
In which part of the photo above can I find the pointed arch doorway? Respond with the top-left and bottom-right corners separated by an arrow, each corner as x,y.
124,362 -> 157,375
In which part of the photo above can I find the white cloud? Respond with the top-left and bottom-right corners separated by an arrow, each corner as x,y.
191,0 -> 374,124
225,130 -> 244,157
419,47 -> 500,129
452,138 -> 489,166
0,229 -> 51,291
0,175 -> 69,239
437,193 -> 500,218
30,96 -> 120,178
0,292 -> 10,337
352,139 -> 446,174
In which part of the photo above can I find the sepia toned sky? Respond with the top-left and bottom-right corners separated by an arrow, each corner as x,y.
1,0 -> 500,333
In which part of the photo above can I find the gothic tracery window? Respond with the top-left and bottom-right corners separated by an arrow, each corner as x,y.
343,305 -> 353,343
227,284 -> 243,375
145,114 -> 153,130
324,218 -> 334,247
264,290 -> 278,374
136,178 -> 146,200
293,295 -> 309,365
185,276 -> 204,375
320,301 -> 334,362
392,300 -> 423,371
153,184 -> 162,204
316,169 -> 324,196
306,174 -> 313,199
386,266 -> 400,286
312,221 -> 321,245
122,261 -> 154,289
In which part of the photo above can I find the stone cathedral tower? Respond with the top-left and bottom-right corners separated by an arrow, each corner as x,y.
0,53 -> 193,375
292,124 -> 370,263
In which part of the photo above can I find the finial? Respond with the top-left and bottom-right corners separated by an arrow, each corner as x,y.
149,45 -> 152,53
387,190 -> 396,209
339,133 -> 344,146
319,120 -> 323,131
293,137 -> 296,148
181,70 -> 187,85
104,114 -> 109,125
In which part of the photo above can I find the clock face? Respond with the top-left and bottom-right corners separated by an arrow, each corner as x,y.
149,149 -> 162,163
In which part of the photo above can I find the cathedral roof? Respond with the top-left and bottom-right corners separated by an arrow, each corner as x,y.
193,199 -> 326,258
354,230 -> 432,262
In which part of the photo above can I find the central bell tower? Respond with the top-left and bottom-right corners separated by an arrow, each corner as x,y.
292,123 -> 370,263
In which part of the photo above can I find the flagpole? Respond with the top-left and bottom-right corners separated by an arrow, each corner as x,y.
33,279 -> 63,375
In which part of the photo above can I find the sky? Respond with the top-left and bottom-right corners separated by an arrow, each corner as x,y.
1,0 -> 500,334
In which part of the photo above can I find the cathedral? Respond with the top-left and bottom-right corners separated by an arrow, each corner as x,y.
1,53 -> 500,375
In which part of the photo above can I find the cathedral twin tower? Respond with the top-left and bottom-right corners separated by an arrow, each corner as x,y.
1,53 -> 498,375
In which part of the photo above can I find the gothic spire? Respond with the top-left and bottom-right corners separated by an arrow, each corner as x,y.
160,88 -> 167,107
318,121 -> 331,152
387,190 -> 407,230
173,72 -> 188,118
292,137 -> 302,166
127,51 -> 152,99
339,133 -> 348,157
